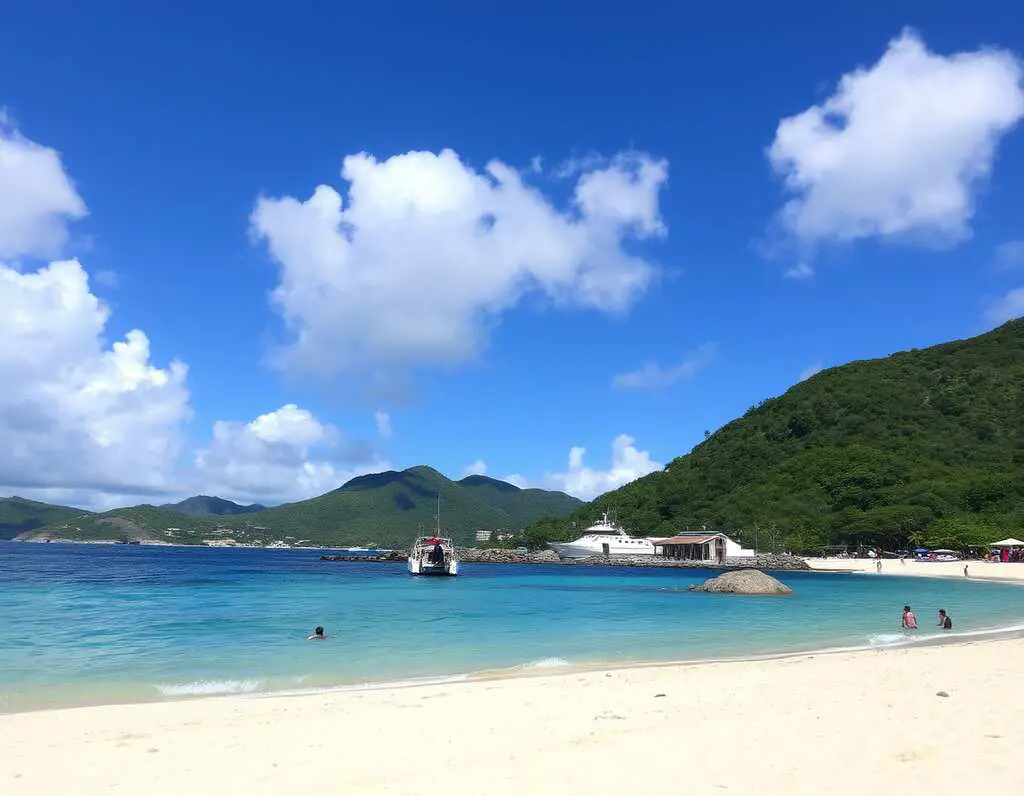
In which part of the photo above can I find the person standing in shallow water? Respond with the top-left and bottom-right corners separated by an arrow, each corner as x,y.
901,605 -> 918,630
937,610 -> 953,630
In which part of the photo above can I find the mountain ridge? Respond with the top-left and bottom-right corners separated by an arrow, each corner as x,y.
20,468 -> 582,547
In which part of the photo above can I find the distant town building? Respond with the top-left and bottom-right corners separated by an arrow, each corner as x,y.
475,529 -> 493,542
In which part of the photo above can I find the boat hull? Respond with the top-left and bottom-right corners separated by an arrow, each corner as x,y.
548,542 -> 656,560
408,556 -> 459,576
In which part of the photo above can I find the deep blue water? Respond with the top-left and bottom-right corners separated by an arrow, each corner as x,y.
3,542 -> 1024,712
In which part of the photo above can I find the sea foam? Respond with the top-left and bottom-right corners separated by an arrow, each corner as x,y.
155,679 -> 263,697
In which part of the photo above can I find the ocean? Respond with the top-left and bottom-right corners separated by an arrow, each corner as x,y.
3,542 -> 1024,713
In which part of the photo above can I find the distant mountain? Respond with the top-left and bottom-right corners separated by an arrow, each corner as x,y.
0,496 -> 91,540
161,495 -> 267,518
527,319 -> 1024,553
22,468 -> 582,547
457,474 -> 582,528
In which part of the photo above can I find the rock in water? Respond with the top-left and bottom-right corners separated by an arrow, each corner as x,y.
687,569 -> 793,595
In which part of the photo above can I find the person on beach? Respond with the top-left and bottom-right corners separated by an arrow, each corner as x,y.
901,606 -> 918,630
937,610 -> 953,630
876,558 -> 882,573
964,564 -> 969,578
308,626 -> 327,641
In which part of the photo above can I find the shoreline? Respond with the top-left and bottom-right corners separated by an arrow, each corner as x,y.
6,611 -> 1024,718
805,556 -> 1024,582
4,637 -> 1023,794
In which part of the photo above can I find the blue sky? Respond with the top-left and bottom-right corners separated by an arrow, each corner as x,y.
1,2 -> 1023,509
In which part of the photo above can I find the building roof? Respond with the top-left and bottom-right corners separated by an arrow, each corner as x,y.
652,534 -> 721,545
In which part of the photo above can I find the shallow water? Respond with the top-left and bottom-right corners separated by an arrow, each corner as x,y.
2,542 -> 1023,712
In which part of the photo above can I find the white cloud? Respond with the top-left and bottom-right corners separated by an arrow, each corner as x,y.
374,409 -> 392,438
461,459 -> 487,477
503,473 -> 528,489
543,434 -> 662,500
0,122 -> 192,506
0,260 -> 192,497
612,342 -> 716,390
784,263 -> 814,280
195,404 -> 388,504
0,119 -> 87,259
985,288 -> 1024,326
799,361 -> 823,381
994,240 -> 1024,270
251,149 -> 668,388
768,28 -> 1024,253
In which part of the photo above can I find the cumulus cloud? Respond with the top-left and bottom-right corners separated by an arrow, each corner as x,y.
799,361 -> 823,381
374,409 -> 392,438
994,240 -> 1024,270
612,342 -> 716,390
0,260 -> 192,498
768,28 -> 1024,256
985,288 -> 1024,326
542,434 -> 662,500
503,473 -> 528,488
194,404 -> 388,504
461,459 -> 487,477
251,149 -> 668,389
0,118 -> 87,259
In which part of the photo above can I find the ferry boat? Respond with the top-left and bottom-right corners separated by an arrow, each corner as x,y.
547,512 -> 655,560
407,497 -> 459,576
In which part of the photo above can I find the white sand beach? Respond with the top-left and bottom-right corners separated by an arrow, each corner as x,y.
805,557 -> 1024,581
4,638 -> 1024,795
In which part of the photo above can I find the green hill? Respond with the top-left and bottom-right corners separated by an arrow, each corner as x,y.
161,495 -> 267,517
22,467 -> 582,547
0,497 -> 90,540
457,474 -> 582,528
526,319 -> 1024,553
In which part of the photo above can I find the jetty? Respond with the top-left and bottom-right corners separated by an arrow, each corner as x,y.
320,550 -> 404,563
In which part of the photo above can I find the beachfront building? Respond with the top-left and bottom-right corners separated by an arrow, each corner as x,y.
651,533 -> 756,563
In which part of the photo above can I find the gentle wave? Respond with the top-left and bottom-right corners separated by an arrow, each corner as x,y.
154,678 -> 264,696
518,657 -> 572,669
868,633 -> 907,648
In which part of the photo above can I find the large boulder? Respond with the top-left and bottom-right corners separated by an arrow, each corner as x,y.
688,569 -> 793,595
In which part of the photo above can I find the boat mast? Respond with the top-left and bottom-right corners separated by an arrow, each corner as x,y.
435,494 -> 441,536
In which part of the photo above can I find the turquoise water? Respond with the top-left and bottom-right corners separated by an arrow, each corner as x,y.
3,542 -> 1024,712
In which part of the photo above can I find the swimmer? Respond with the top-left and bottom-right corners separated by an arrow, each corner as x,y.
937,609 -> 952,630
901,605 -> 918,630
308,625 -> 327,641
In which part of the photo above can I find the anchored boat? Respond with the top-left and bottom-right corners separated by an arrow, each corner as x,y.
407,497 -> 459,576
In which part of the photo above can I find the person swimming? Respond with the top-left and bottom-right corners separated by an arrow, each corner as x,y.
308,625 -> 327,641
938,609 -> 952,630
901,605 -> 918,630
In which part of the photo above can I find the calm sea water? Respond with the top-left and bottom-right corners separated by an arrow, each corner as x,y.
3,542 -> 1024,712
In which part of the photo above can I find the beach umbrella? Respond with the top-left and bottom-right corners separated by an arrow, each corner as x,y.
990,538 -> 1024,547
914,547 -> 929,553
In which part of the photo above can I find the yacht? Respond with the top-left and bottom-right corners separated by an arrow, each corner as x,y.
407,497 -> 460,576
547,512 -> 655,560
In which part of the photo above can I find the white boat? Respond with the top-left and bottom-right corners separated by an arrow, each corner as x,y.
407,497 -> 459,576
547,512 -> 655,560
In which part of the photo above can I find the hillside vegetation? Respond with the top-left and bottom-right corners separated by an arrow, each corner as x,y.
161,495 -> 267,517
527,319 -> 1024,553
23,468 -> 582,547
0,497 -> 90,540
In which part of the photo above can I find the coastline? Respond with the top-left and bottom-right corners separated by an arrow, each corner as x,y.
805,556 -> 1024,582
4,637 -> 1023,794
